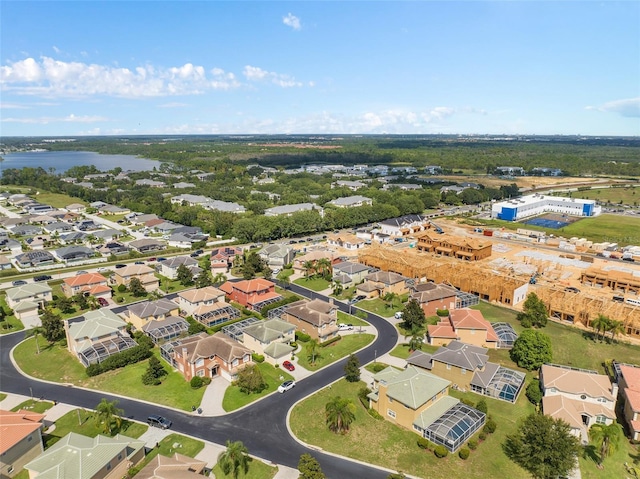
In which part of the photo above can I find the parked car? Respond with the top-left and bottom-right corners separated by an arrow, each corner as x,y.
193,249 -> 203,255
564,287 -> 580,293
76,270 -> 88,276
147,415 -> 172,429
278,380 -> 296,393
354,295 -> 366,302
134,261 -> 145,265
394,311 -> 404,320
98,297 -> 109,307
11,280 -> 27,287
338,323 -> 354,331
157,257 -> 167,262
97,267 -> 109,273
306,237 -> 314,242
189,252 -> 199,258
115,264 -> 127,269
34,275 -> 52,282
282,360 -> 295,371
148,257 -> 157,262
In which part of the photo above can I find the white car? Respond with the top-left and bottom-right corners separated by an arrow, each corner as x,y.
394,312 -> 404,320
277,380 -> 296,393
338,323 -> 354,331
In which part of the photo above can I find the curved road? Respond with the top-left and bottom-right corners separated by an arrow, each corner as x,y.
0,282 -> 399,478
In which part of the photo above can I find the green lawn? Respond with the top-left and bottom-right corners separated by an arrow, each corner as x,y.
222,363 -> 294,412
290,378 -> 534,479
27,191 -> 86,209
0,393 -> 7,402
389,343 -> 438,360
44,408 -> 147,448
157,275 -> 192,294
0,295 -> 24,334
559,186 -> 640,206
337,311 -> 369,327
138,433 -> 204,469
211,458 -> 278,479
356,298 -> 403,317
13,338 -> 206,411
296,334 -> 375,371
11,399 -> 54,414
579,434 -> 638,479
293,276 -> 331,291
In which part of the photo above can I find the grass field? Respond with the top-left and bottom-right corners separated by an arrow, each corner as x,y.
25,191 -> 87,209
293,276 -> 331,291
211,458 -> 278,479
296,334 -> 375,371
559,185 -> 640,206
356,297 -> 404,318
44,408 -> 147,448
222,362 -> 294,412
13,338 -> 206,411
290,378 -> 534,479
11,399 -> 54,414
138,433 -> 204,469
337,311 -> 369,327
0,295 -> 24,334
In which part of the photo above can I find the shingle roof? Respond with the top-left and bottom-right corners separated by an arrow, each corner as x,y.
128,298 -> 178,319
285,299 -> 336,327
373,365 -> 451,410
184,332 -> 251,363
541,364 -> 613,400
67,310 -> 126,342
177,286 -> 225,304
243,319 -> 295,343
429,340 -> 489,371
365,270 -> 408,285
63,273 -> 107,288
411,283 -> 459,302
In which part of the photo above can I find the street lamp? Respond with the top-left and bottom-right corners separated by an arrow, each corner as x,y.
374,349 -> 377,364
29,387 -> 33,400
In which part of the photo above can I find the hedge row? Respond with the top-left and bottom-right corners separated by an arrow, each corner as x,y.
259,294 -> 301,317
86,344 -> 152,377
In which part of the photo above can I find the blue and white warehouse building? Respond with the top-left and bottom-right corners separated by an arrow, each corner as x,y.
491,194 -> 601,221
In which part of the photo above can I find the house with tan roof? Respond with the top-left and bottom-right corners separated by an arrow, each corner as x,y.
24,432 -> 144,479
410,283 -> 460,317
219,279 -> 282,312
160,332 -> 253,381
282,299 -> 339,342
540,363 -> 617,441
427,308 -> 499,349
357,270 -> 409,298
134,453 -> 206,479
416,231 -> 492,261
327,233 -> 366,251
65,310 -> 137,366
407,340 -> 525,403
614,362 -> 640,440
367,366 -> 485,453
242,318 -> 295,365
0,409 -> 45,479
293,250 -> 341,274
175,286 -> 240,327
61,273 -> 111,300
112,264 -> 159,292
123,298 -> 180,331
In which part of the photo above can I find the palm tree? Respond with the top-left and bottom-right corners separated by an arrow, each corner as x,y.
94,398 -> 124,435
332,279 -> 343,296
325,396 -> 356,434
25,326 -> 45,354
608,320 -> 625,342
316,258 -> 332,280
590,314 -> 611,341
589,422 -> 623,466
406,330 -> 424,352
382,292 -> 399,310
307,338 -> 321,366
212,272 -> 227,286
217,440 -> 250,479
303,260 -> 315,279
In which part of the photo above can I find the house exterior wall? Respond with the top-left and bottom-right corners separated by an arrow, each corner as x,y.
430,361 -> 474,390
420,297 -> 457,317
455,329 -> 497,349
172,349 -> 252,382
366,280 -> 408,297
622,395 -> 640,441
428,337 -> 453,347
0,431 -> 43,479
128,306 -> 180,331
371,384 -> 449,431
281,313 -> 338,342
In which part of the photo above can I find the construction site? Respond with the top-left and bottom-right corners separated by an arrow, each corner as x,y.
356,221 -> 640,340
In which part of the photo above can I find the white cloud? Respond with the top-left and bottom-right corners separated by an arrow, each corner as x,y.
586,97 -> 640,118
283,13 -> 301,31
157,102 -> 188,108
52,46 -> 61,54
0,57 -> 243,98
0,102 -> 30,109
1,114 -> 107,124
243,65 -> 303,87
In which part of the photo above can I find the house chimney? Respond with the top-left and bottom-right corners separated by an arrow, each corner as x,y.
611,382 -> 619,398
328,297 -> 334,305
181,347 -> 188,358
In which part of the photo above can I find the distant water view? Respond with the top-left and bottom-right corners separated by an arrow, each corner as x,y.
0,150 -> 162,176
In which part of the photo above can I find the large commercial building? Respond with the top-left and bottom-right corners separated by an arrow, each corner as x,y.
491,194 -> 601,221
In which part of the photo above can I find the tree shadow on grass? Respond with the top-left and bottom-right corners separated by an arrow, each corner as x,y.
582,444 -> 600,466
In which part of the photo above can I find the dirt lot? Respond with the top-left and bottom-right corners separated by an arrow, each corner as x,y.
437,175 -> 628,191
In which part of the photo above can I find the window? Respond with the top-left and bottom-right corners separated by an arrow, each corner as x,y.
243,354 -> 250,363
387,409 -> 396,419
195,359 -> 204,367
106,463 -> 112,471
446,364 -> 451,370
596,415 -> 607,425
461,368 -> 467,375
118,453 -> 123,460
388,397 -> 393,403
232,359 -> 239,367
197,369 -> 205,377
7,466 -> 13,474
470,329 -> 475,335
28,435 -> 33,442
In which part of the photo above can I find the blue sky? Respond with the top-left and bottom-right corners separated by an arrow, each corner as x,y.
1,1 -> 639,137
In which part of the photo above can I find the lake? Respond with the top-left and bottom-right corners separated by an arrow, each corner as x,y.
0,150 -> 163,175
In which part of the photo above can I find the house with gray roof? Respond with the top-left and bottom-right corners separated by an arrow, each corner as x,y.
258,244 -> 295,269
11,224 -> 42,236
6,283 -> 52,322
135,178 -> 166,187
91,229 -> 123,241
282,299 -> 339,343
367,365 -> 485,452
173,182 -> 196,189
43,222 -> 73,234
326,195 -> 373,208
25,432 -> 144,479
65,309 -> 136,366
159,255 -> 201,280
54,245 -> 95,262
332,261 -> 371,285
60,231 -> 88,244
128,238 -> 166,253
242,318 -> 295,365
203,199 -> 246,213
264,203 -> 323,217
14,250 -> 56,269
170,194 -> 210,206
0,238 -> 23,255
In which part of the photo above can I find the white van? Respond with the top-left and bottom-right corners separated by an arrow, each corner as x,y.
394,312 -> 404,320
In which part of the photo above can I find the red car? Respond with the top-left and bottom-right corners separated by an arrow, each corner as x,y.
282,360 -> 295,371
97,298 -> 109,307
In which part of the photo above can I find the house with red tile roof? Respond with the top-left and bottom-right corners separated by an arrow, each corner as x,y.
61,272 -> 112,300
219,279 -> 282,312
427,308 -> 499,349
615,362 -> 640,441
410,283 -> 459,317
210,246 -> 242,272
0,409 -> 45,478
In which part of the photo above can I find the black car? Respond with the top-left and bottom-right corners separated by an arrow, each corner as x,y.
11,280 -> 28,287
115,264 -> 127,269
33,275 -> 52,282
147,415 -> 172,429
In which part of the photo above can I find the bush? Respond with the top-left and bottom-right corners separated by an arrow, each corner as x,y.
296,331 -> 311,342
478,432 -> 487,441
85,344 -> 152,377
289,341 -> 298,350
483,419 -> 497,434
460,398 -> 475,407
417,437 -> 432,450
320,335 -> 341,348
475,399 -> 488,414
434,445 -> 448,458
372,363 -> 386,373
251,353 -> 265,363
202,377 -> 211,386
468,439 -> 478,450
190,376 -> 204,389
458,448 -> 470,460
117,284 -> 127,293
367,408 -> 383,420
526,379 -> 543,405
358,387 -> 371,408
436,309 -> 449,317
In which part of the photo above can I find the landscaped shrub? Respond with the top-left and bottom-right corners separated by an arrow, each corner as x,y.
358,387 -> 371,408
260,294 -> 300,317
289,341 -> 298,350
483,419 -> 497,434
478,432 -> 487,441
85,344 -> 153,377
320,336 -> 341,348
458,448 -> 470,460
475,399 -> 488,414
434,445 -> 448,458
117,284 -> 127,293
460,398 -> 475,407
525,379 -> 543,405
296,331 -> 311,342
436,309 -> 449,317
202,377 -> 212,386
367,408 -> 383,420
372,363 -> 386,373
252,353 -> 265,363
190,376 -> 204,389
417,437 -> 432,450
468,439 -> 478,450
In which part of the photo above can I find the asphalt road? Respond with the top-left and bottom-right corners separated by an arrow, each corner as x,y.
0,282 -> 399,478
